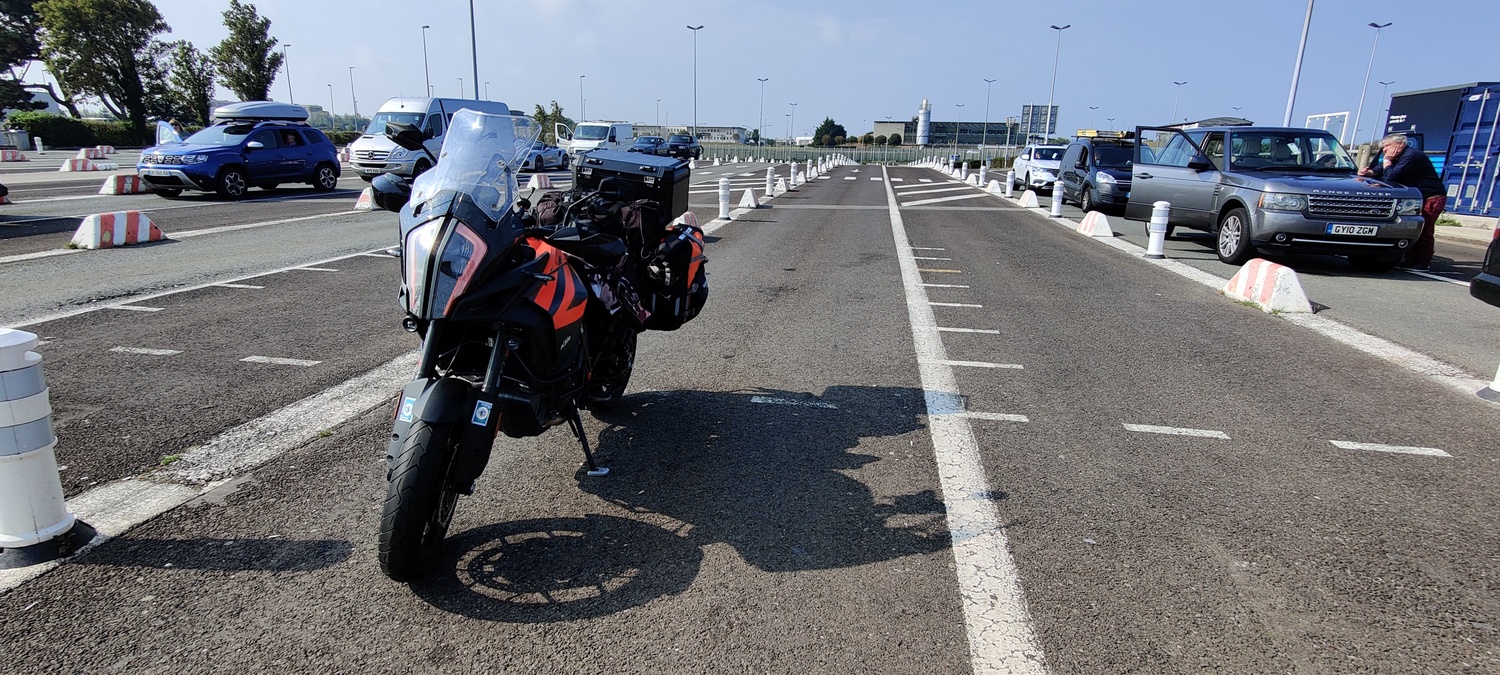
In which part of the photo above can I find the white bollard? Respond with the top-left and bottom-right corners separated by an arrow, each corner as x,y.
718,177 -> 732,220
766,167 -> 776,195
806,159 -> 814,179
960,165 -> 969,181
1050,190 -> 1064,217
1481,364 -> 1500,403
1004,170 -> 1015,198
0,329 -> 92,569
978,165 -> 987,186
1145,201 -> 1171,259
32,137 -> 44,154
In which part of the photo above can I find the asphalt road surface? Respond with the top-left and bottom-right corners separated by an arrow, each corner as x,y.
0,159 -> 1496,674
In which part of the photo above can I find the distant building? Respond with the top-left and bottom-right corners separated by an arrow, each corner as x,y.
873,118 -> 1020,147
634,124 -> 751,143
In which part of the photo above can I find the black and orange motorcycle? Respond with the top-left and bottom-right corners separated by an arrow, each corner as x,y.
370,109 -> 705,580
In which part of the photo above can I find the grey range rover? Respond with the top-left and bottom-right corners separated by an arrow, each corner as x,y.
1124,126 -> 1426,272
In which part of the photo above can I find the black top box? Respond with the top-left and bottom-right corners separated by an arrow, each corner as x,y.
572,149 -> 690,224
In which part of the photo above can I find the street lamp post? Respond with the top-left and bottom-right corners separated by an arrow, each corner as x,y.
484,81 -> 490,99
687,25 -> 704,139
421,25 -> 431,97
1351,21 -> 1392,146
954,103 -> 965,156
656,99 -> 661,127
1283,0 -> 1315,125
789,102 -> 798,144
784,113 -> 790,142
1172,81 -> 1188,122
1376,80 -> 1396,142
1045,24 -> 1070,144
757,77 -> 769,147
457,77 -> 464,98
579,75 -> 586,120
1089,105 -> 1098,129
282,44 -> 293,103
348,66 -> 358,117
326,83 -> 334,127
982,78 -> 996,151
1106,117 -> 1115,132
467,0 -> 478,99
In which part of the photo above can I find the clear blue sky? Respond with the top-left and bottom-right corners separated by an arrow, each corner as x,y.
27,0 -> 1500,142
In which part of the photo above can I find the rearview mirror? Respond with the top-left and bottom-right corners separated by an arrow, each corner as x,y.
1187,153 -> 1214,171
246,141 -> 265,150
385,122 -> 427,152
372,172 -> 411,213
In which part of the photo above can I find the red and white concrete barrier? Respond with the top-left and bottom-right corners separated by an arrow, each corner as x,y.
353,187 -> 375,211
95,145 -> 116,155
0,150 -> 28,162
69,211 -> 166,249
524,173 -> 553,190
1223,258 -> 1313,313
338,147 -> 351,163
75,148 -> 105,160
59,159 -> 117,172
1076,211 -> 1115,237
98,174 -> 150,195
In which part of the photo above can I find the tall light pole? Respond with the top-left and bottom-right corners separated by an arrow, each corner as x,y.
1106,117 -> 1115,132
280,44 -> 291,103
1376,80 -> 1395,142
1045,24 -> 1070,143
982,77 -> 996,149
954,103 -> 965,154
421,25 -> 431,97
1172,81 -> 1188,123
348,66 -> 358,117
757,77 -> 769,147
484,81 -> 490,99
326,83 -> 334,128
578,75 -> 586,120
687,25 -> 703,139
1088,105 -> 1098,128
1350,21 -> 1392,146
789,102 -> 798,145
457,77 -> 464,98
655,99 -> 661,127
784,113 -> 790,142
1283,0 -> 1315,126
467,0 -> 479,99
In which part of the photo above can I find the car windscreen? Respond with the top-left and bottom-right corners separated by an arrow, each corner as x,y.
668,135 -> 693,143
575,125 -> 610,140
1093,145 -> 1133,169
184,124 -> 254,146
1229,131 -> 1356,171
1033,147 -> 1064,161
364,112 -> 424,136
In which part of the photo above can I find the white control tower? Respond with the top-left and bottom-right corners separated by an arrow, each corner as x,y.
916,99 -> 932,146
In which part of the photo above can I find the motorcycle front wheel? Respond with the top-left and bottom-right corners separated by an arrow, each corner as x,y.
378,420 -> 461,581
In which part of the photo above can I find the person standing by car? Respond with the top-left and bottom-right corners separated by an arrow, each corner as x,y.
1359,133 -> 1446,270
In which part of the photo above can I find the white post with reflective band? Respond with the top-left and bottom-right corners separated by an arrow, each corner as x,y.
0,329 -> 87,566
718,177 -> 731,220
1146,201 -> 1171,259
978,165 -> 987,186
1004,171 -> 1015,198
1050,190 -> 1064,217
806,158 -> 815,179
766,167 -> 776,196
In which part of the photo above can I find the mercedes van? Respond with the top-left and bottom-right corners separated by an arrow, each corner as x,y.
349,97 -> 513,181
555,121 -> 634,159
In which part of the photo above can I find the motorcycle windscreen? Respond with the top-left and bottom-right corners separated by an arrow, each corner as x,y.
404,216 -> 489,319
407,108 -> 539,225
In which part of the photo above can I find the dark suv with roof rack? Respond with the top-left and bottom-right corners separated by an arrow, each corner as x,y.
138,103 -> 340,199
1058,132 -> 1135,212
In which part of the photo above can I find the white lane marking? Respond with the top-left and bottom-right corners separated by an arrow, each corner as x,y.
214,283 -> 263,289
870,177 -> 883,181
817,176 -> 831,180
923,359 -> 1024,369
911,247 -> 946,251
1123,423 -> 1230,439
158,210 -> 361,241
914,256 -> 953,260
918,178 -> 933,183
356,252 -> 394,259
891,178 -> 905,182
750,395 -> 838,409
1330,440 -> 1451,457
843,176 -> 857,180
918,268 -> 962,273
930,302 -> 984,308
881,165 -> 1046,673
1398,268 -> 1470,287
935,327 -> 1002,334
291,267 -> 339,272
241,355 -> 322,367
108,305 -> 162,312
902,193 -> 993,207
962,412 -> 1030,423
110,346 -> 182,356
899,187 -> 976,197
922,283 -> 970,288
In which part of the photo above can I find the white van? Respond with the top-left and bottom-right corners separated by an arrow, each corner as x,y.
350,97 -> 515,180
555,121 -> 634,159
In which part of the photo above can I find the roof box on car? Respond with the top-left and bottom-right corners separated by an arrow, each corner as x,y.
211,101 -> 310,122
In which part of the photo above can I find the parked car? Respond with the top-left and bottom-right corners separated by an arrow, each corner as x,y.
1058,133 -> 1134,213
1124,125 -> 1425,271
524,140 -> 568,172
349,97 -> 515,181
1011,144 -> 1066,192
137,101 -> 340,199
556,121 -> 634,159
1472,229 -> 1500,307
629,136 -> 666,155
662,133 -> 702,159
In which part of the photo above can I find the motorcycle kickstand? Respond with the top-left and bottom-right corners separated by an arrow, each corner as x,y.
567,409 -> 610,477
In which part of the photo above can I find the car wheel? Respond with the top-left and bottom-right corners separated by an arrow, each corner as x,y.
1142,222 -> 1177,238
1215,207 -> 1255,265
412,159 -> 431,178
153,188 -> 182,199
1080,186 -> 1094,212
1024,173 -> 1032,190
313,163 -> 339,192
1348,255 -> 1401,273
561,154 -> 570,170
216,167 -> 247,200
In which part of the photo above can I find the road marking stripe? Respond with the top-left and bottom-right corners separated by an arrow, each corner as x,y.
891,178 -> 904,181
1399,268 -> 1470,287
922,283 -> 970,288
109,346 -> 182,356
291,267 -> 339,272
918,178 -> 933,182
843,176 -> 856,180
961,412 -> 1030,423
913,256 -> 953,260
241,355 -> 322,367
108,305 -> 162,312
935,327 -> 1002,334
902,193 -> 993,207
1330,440 -> 1451,457
214,283 -> 263,289
355,252 -> 395,258
1123,423 -> 1230,439
881,165 -> 1045,674
919,268 -> 962,273
930,302 -> 983,308
749,395 -> 838,409
911,247 -> 946,251
899,186 -> 976,196
922,359 -> 1023,369
870,177 -> 883,181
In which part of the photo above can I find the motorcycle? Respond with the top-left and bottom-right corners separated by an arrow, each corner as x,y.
370,108 -> 705,581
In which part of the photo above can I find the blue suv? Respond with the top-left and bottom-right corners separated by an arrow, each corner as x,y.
138,117 -> 341,199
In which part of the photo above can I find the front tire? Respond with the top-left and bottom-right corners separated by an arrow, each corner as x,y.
1216,207 -> 1255,265
312,163 -> 339,192
378,420 -> 461,581
1080,186 -> 1094,212
216,167 -> 247,200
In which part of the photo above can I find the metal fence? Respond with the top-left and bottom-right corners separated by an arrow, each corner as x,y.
700,143 -> 1018,167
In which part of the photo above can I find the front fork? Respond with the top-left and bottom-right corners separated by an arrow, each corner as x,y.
387,321 -> 505,495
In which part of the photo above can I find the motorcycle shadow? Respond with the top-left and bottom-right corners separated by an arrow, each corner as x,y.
412,385 -> 947,622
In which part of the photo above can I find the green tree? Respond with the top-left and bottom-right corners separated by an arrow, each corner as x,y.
209,0 -> 281,102
888,132 -> 902,146
748,128 -> 760,144
35,0 -> 167,138
0,0 -> 44,113
861,132 -> 875,145
166,40 -> 214,125
874,134 -> 887,146
531,100 -> 574,144
811,117 -> 846,147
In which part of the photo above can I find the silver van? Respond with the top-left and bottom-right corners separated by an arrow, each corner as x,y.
349,97 -> 514,181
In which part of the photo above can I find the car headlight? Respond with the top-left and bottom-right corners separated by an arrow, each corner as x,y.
389,147 -> 410,161
1396,198 -> 1422,216
1095,171 -> 1116,184
1035,169 -> 1055,179
1258,193 -> 1306,211
183,154 -> 208,164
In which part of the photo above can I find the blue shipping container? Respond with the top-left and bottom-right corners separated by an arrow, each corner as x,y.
1442,84 -> 1500,217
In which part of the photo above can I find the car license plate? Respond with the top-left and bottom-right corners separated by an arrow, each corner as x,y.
1327,224 -> 1378,236
140,169 -> 173,177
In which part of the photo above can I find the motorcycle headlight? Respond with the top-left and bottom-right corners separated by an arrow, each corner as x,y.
403,221 -> 441,315
1396,198 -> 1422,216
1259,193 -> 1306,212
403,219 -> 488,318
389,147 -> 410,161
1096,171 -> 1116,184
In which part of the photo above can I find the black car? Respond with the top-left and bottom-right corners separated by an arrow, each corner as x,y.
1058,133 -> 1134,213
1472,230 -> 1500,308
662,133 -> 701,159
628,136 -> 665,155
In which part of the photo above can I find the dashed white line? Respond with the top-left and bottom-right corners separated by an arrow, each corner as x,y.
843,176 -> 857,180
930,302 -> 984,308
899,187 -> 977,197
291,267 -> 339,273
935,327 -> 1002,335
922,283 -> 970,288
890,178 -> 905,182
913,256 -> 953,260
870,177 -> 883,181
918,268 -> 962,274
214,283 -> 264,289
922,359 -> 1024,369
961,412 -> 1030,423
108,305 -> 162,312
1123,423 -> 1230,439
902,193 -> 993,207
241,356 -> 322,367
1330,440 -> 1451,457
749,395 -> 838,409
918,178 -> 934,183
911,247 -> 946,251
109,346 -> 182,356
